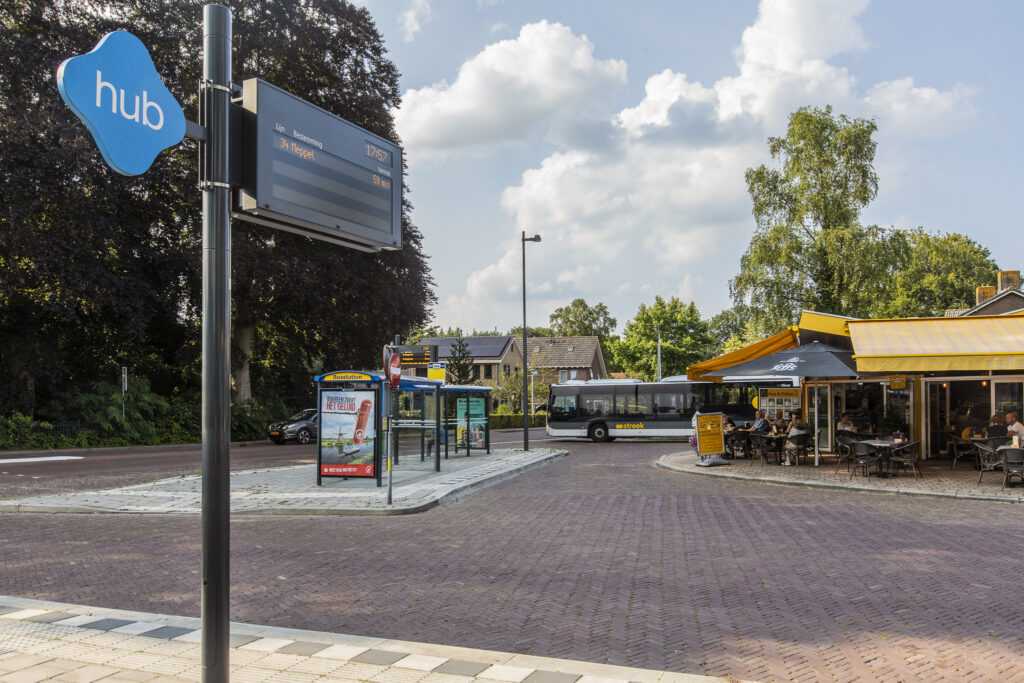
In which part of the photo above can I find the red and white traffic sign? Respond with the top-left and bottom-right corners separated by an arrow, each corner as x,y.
387,353 -> 402,388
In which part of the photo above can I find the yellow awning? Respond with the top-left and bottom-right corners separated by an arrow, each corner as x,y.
849,315 -> 1024,372
797,310 -> 856,337
687,328 -> 799,381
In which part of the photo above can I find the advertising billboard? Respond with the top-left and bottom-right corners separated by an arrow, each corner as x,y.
695,412 -> 725,457
319,389 -> 377,477
456,396 -> 486,448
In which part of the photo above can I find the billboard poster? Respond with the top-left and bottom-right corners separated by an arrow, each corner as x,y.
695,412 -> 725,457
319,389 -> 376,477
456,396 -> 486,448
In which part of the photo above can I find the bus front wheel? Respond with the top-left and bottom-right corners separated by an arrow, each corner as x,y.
588,423 -> 610,443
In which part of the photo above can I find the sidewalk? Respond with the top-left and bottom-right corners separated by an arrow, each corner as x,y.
0,596 -> 728,683
0,448 -> 567,516
657,450 -> 1024,503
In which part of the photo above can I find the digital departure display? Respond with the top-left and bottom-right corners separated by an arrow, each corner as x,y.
235,79 -> 403,251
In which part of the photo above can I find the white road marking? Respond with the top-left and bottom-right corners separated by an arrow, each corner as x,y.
0,455 -> 84,464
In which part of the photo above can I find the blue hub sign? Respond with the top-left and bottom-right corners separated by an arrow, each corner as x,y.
57,31 -> 186,176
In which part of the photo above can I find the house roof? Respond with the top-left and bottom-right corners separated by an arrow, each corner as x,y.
526,336 -> 607,376
961,287 -> 1024,316
420,336 -> 518,360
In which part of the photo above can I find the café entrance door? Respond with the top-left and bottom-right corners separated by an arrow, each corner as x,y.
927,381 -> 949,457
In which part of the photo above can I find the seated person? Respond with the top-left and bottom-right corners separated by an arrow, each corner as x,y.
1005,411 -> 1024,441
783,416 -> 808,464
722,415 -> 736,433
746,410 -> 770,432
985,413 -> 1007,437
836,413 -> 856,433
771,410 -> 786,433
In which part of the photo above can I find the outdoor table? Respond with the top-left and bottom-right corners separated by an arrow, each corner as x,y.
858,439 -> 899,477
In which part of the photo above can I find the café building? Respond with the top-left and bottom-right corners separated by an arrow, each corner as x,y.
688,270 -> 1024,459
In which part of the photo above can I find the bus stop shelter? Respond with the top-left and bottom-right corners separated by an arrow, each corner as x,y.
313,371 -> 493,486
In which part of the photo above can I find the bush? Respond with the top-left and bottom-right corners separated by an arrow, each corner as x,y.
489,414 -> 545,430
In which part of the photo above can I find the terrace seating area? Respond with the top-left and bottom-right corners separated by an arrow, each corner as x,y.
675,437 -> 1024,501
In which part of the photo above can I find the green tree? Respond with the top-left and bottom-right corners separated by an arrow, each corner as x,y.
612,297 -> 713,380
494,366 -> 524,412
871,229 -> 999,318
549,299 -> 616,338
508,325 -> 555,338
732,105 -> 883,331
446,333 -> 475,386
548,298 -> 618,372
0,0 -> 434,421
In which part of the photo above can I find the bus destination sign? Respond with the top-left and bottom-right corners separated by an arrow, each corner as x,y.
396,345 -> 437,368
235,78 -> 402,252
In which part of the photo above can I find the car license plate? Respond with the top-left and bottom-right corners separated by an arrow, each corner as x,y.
271,431 -> 280,436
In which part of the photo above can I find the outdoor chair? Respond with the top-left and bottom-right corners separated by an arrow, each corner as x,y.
748,433 -> 766,466
891,440 -> 923,479
999,447 -> 1024,489
976,443 -> 1002,484
947,435 -> 975,470
786,433 -> 812,466
833,434 -> 859,474
725,431 -> 750,459
850,441 -> 879,478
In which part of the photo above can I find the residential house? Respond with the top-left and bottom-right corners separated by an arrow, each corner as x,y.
416,336 -> 523,388
945,270 -> 1024,317
525,336 -> 608,385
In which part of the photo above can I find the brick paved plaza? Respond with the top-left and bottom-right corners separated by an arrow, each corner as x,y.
3,439 -> 1024,681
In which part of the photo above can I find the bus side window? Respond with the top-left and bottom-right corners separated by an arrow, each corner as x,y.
552,394 -> 577,419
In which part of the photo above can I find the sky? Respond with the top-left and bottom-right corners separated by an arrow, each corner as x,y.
358,0 -> 1023,335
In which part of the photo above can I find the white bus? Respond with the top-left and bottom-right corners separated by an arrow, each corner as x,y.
545,376 -> 796,442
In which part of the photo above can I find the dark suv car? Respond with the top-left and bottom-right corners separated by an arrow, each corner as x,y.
267,409 -> 318,445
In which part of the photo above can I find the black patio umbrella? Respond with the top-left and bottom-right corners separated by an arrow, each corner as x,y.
705,341 -> 858,464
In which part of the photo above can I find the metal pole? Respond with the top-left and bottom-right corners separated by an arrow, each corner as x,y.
814,378 -> 820,466
388,334 -> 399,504
521,231 -> 529,451
434,387 -> 441,472
200,5 -> 231,682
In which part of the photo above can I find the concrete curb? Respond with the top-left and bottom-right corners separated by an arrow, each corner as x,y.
0,440 -> 269,458
655,452 -> 1024,504
0,449 -> 569,516
0,595 -> 731,682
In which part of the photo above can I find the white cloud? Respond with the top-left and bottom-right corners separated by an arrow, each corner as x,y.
865,78 -> 977,137
395,21 -> 627,161
430,0 -> 978,331
399,0 -> 431,42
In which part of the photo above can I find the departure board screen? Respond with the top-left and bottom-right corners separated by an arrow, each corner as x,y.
235,79 -> 403,251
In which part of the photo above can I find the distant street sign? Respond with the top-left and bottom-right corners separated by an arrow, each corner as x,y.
427,362 -> 446,383
57,31 -> 186,175
234,78 -> 403,251
388,353 -> 402,388
396,344 -> 437,368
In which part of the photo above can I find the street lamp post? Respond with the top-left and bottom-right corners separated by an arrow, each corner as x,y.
522,230 -> 541,450
530,369 -> 538,417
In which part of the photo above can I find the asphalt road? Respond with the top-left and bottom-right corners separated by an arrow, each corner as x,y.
4,436 -> 1023,682
0,428 -> 551,498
